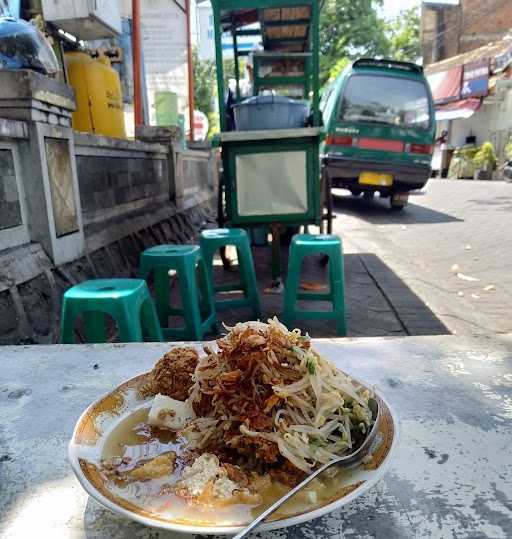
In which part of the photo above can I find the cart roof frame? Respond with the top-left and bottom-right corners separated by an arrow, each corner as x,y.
211,0 -> 322,131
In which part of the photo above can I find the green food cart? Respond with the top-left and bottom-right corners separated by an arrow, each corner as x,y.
211,0 -> 325,287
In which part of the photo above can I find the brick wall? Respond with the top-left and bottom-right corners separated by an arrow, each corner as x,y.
73,132 -> 217,253
74,132 -> 170,215
460,0 -> 512,52
422,4 -> 462,64
76,150 -> 168,214
421,0 -> 512,65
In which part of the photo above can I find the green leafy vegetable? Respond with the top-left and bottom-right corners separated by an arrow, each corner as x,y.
307,358 -> 316,375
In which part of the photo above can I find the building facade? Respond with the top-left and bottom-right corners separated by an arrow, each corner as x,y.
422,1 -> 512,177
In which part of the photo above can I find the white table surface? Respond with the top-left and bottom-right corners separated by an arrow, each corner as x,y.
1,335 -> 511,538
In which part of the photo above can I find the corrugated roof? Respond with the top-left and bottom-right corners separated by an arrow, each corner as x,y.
425,38 -> 512,74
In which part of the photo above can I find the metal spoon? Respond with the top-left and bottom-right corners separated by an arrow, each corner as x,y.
233,398 -> 380,539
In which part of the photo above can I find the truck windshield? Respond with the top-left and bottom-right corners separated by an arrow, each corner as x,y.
339,74 -> 431,129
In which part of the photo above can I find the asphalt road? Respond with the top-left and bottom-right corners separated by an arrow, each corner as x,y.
332,178 -> 512,336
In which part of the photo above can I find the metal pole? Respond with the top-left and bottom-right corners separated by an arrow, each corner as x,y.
271,224 -> 282,288
232,27 -> 241,101
311,1 -> 320,127
132,0 -> 143,127
185,0 -> 195,142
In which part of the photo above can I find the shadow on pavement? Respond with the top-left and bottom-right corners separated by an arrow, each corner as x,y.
468,196 -> 512,211
332,192 -> 462,225
182,246 -> 451,340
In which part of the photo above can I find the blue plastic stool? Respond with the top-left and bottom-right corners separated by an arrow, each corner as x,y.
282,234 -> 347,335
200,228 -> 261,317
60,278 -> 163,343
139,244 -> 216,340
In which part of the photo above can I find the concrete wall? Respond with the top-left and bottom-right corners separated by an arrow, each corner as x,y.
0,200 -> 214,345
0,128 -> 217,345
0,70 -> 218,345
0,118 -> 30,252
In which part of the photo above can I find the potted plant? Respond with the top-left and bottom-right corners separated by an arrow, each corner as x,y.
473,142 -> 497,181
503,137 -> 512,183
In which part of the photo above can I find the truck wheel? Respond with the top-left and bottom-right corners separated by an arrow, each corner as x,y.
390,193 -> 409,210
350,188 -> 362,196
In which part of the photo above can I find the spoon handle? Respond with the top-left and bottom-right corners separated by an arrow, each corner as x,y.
232,458 -> 340,539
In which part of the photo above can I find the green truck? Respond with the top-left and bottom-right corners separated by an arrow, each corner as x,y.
320,58 -> 436,210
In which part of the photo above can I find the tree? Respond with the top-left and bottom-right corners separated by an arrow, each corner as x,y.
387,6 -> 421,63
193,49 -> 238,137
193,48 -> 216,118
319,0 -> 389,85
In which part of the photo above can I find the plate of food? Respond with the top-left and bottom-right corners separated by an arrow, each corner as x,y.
69,319 -> 398,535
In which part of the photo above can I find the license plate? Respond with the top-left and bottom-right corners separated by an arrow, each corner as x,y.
359,172 -> 393,186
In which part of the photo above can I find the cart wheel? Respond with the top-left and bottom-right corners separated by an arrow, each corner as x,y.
350,188 -> 362,196
390,193 -> 409,210
363,191 -> 375,199
319,254 -> 329,267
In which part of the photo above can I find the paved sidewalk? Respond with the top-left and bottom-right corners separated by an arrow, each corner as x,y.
330,179 -> 512,336
169,239 -> 448,339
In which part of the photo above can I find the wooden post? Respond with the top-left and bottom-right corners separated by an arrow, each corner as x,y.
132,0 -> 143,127
212,3 -> 226,132
185,0 -> 195,142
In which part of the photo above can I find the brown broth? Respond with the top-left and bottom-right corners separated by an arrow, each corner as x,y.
100,408 -> 355,526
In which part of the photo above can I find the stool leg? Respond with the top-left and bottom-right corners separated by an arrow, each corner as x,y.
60,300 -> 77,344
178,263 -> 204,340
236,247 -> 247,294
83,310 -> 108,343
153,267 -> 171,327
116,305 -> 143,343
198,258 -> 217,333
238,243 -> 261,318
330,249 -> 347,336
282,251 -> 303,328
141,297 -> 164,342
201,246 -> 216,293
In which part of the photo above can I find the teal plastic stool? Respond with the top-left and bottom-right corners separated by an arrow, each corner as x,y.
283,234 -> 347,335
60,279 -> 163,344
200,228 -> 261,317
138,244 -> 216,340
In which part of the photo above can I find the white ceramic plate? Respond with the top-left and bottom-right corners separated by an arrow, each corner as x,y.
69,371 -> 399,535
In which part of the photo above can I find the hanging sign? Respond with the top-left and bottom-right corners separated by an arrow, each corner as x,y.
427,65 -> 462,104
184,109 -> 209,141
493,47 -> 512,73
461,60 -> 489,98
